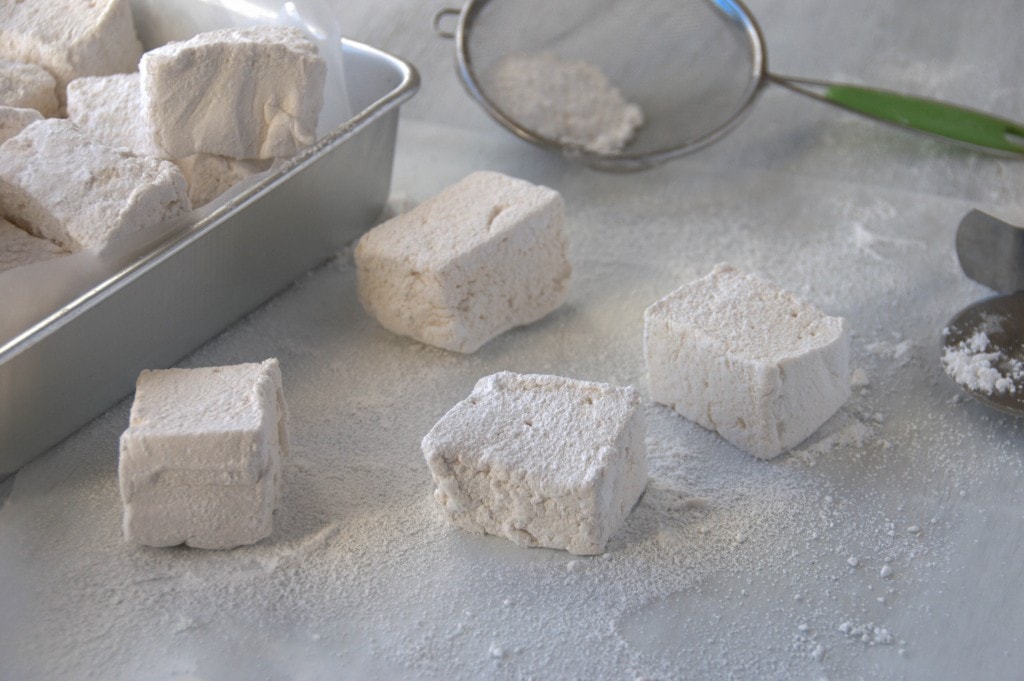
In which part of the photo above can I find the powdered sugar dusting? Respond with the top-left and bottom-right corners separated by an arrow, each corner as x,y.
2,120 -> 1023,680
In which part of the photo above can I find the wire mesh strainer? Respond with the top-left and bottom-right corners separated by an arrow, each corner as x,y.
435,0 -> 1024,171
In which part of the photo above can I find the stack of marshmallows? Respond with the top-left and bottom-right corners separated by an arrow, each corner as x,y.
0,0 -> 325,274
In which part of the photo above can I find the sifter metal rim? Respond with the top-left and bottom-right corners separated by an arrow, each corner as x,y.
439,0 -> 771,171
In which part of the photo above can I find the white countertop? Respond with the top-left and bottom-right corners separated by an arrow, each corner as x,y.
2,1 -> 1023,679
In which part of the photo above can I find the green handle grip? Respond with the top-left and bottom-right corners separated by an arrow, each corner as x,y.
773,76 -> 1024,156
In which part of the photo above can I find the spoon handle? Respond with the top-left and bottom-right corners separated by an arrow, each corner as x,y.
956,210 -> 1024,293
770,75 -> 1024,156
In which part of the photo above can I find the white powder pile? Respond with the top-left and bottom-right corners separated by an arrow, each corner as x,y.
790,412 -> 876,467
486,52 -> 644,155
941,330 -> 1023,395
838,621 -> 895,646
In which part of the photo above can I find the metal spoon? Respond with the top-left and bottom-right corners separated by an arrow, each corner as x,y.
941,293 -> 1024,417
942,211 -> 1024,416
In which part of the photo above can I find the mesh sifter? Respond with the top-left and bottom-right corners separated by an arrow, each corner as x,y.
435,0 -> 1024,171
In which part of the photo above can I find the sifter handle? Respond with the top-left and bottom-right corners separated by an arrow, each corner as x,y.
770,75 -> 1024,156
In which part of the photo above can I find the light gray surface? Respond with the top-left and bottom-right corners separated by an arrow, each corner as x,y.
2,1 -> 1023,679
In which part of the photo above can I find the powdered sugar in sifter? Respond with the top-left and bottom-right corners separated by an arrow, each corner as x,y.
435,0 -> 1024,170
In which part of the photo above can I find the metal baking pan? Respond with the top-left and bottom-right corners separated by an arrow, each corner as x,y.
0,1 -> 419,477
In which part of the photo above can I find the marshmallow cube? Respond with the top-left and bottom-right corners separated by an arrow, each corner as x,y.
119,359 -> 289,550
65,74 -> 271,207
140,27 -> 326,159
0,59 -> 58,117
0,105 -> 42,145
0,217 -> 66,274
66,73 -> 163,158
0,0 -> 142,107
174,154 -> 272,208
422,372 -> 647,555
644,264 -> 850,459
0,119 -> 190,251
355,171 -> 572,353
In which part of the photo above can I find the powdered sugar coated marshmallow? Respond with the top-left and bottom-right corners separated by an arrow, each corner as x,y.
66,73 -> 163,158
140,26 -> 326,159
174,154 -> 272,209
118,359 -> 289,550
66,73 -> 273,207
355,171 -> 572,353
422,372 -> 647,555
0,0 -> 142,107
0,119 -> 190,251
644,263 -> 850,459
0,58 -> 58,117
0,217 -> 66,274
0,105 -> 42,145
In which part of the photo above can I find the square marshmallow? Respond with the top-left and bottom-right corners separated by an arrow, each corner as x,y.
355,171 -> 572,353
644,263 -> 850,459
174,154 -> 272,209
66,73 -> 163,158
422,372 -> 647,555
140,27 -> 326,159
0,119 -> 190,251
119,359 -> 289,550
0,0 -> 142,107
0,105 -> 42,145
66,73 -> 272,207
0,58 -> 58,117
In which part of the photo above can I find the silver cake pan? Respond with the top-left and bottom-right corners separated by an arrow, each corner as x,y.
0,1 -> 419,477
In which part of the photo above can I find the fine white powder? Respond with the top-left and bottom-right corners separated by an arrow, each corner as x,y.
838,621 -> 895,646
2,124 -> 1022,681
486,52 -> 644,155
941,330 -> 1023,395
0,244 -> 953,681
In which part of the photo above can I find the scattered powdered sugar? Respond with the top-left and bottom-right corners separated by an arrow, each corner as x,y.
790,412 -> 876,467
0,249 -> 936,680
2,122 -> 1023,680
850,367 -> 871,389
866,335 -> 916,367
838,621 -> 896,646
850,221 -> 925,263
486,52 -> 644,155
941,330 -> 1023,395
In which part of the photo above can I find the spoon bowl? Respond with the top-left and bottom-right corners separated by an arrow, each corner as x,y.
941,291 -> 1024,417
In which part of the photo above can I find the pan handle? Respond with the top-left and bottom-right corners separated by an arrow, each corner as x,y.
770,74 -> 1024,157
